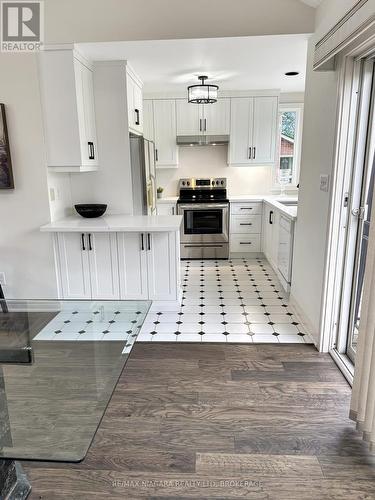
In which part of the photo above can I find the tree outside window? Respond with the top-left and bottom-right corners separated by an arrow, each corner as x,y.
277,105 -> 303,188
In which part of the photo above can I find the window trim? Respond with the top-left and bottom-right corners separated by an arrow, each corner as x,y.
274,103 -> 304,189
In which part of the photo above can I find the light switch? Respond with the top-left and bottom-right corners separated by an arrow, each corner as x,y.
320,174 -> 330,192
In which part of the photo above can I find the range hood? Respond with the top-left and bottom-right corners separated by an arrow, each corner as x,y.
176,135 -> 229,146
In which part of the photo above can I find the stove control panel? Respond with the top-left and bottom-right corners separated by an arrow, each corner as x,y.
179,178 -> 227,189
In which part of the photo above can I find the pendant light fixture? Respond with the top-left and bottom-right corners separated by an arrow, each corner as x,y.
188,75 -> 218,104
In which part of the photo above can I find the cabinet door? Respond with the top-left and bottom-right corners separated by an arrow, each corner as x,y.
127,75 -> 135,130
146,232 -> 178,301
57,233 -> 91,299
133,81 -> 143,134
153,100 -> 178,168
252,97 -> 278,165
203,98 -> 230,135
176,99 -> 202,135
81,62 -> 99,166
88,233 -> 120,299
117,233 -> 148,299
157,203 -> 176,215
229,98 -> 253,165
143,100 -> 154,141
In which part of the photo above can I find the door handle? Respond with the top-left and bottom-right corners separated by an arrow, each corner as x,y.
147,233 -> 151,251
253,147 -> 256,159
135,109 -> 140,126
81,233 -> 86,251
88,233 -> 92,251
141,233 -> 144,251
88,142 -> 94,160
351,207 -> 365,219
269,211 -> 274,224
248,147 -> 252,159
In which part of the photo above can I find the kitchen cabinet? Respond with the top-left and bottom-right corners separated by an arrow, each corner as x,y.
229,96 -> 278,166
39,47 -> 99,172
157,201 -> 176,215
56,232 -> 119,300
262,203 -> 280,269
117,233 -> 148,299
176,98 -> 230,135
152,100 -> 179,168
127,68 -> 143,135
229,202 -> 262,255
55,230 -> 180,302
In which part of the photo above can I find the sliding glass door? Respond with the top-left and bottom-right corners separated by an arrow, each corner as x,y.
337,59 -> 375,364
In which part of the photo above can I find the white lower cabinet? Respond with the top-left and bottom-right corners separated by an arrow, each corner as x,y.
56,231 -> 179,301
262,204 -> 280,269
117,233 -> 148,300
157,202 -> 176,215
56,232 -> 118,300
229,202 -> 262,255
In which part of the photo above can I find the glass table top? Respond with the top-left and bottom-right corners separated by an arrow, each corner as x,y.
0,299 -> 151,461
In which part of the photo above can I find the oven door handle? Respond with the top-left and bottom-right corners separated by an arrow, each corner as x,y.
178,203 -> 229,210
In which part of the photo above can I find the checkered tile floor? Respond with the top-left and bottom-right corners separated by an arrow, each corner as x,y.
138,258 -> 313,343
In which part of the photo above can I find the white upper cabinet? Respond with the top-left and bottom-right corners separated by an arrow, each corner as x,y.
176,100 -> 201,135
229,96 -> 278,166
152,100 -> 178,168
203,99 -> 230,135
176,98 -> 230,135
39,47 -> 99,172
252,97 -> 278,164
127,67 -> 143,135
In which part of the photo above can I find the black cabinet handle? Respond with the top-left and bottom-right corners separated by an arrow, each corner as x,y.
204,118 -> 207,132
269,211 -> 274,225
147,233 -> 151,251
155,149 -> 158,162
240,242 -> 252,245
248,147 -> 252,159
135,109 -> 140,125
253,147 -> 256,160
88,142 -> 94,160
240,223 -> 253,226
81,233 -> 86,251
141,233 -> 144,251
88,233 -> 92,251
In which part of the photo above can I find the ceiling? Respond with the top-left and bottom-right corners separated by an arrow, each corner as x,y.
79,34 -> 309,94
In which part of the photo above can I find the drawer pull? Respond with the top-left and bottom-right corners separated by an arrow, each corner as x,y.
240,207 -> 253,210
240,242 -> 252,245
240,223 -> 253,226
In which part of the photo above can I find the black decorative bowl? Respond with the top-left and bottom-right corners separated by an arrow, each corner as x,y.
74,204 -> 107,218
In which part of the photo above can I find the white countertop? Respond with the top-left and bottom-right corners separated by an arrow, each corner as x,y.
40,214 -> 183,233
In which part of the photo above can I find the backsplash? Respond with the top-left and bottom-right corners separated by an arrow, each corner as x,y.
156,146 -> 275,196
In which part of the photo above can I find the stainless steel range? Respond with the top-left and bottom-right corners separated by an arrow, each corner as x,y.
177,178 -> 229,259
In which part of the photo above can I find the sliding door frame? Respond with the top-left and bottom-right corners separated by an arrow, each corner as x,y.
320,30 -> 375,384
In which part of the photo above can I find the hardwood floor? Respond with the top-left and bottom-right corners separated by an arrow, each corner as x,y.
22,343 -> 375,499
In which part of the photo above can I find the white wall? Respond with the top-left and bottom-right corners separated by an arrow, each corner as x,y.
157,146 -> 274,196
291,0 -> 358,344
0,53 -> 58,298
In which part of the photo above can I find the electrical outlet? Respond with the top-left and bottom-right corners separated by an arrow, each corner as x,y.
320,174 -> 330,192
0,272 -> 6,285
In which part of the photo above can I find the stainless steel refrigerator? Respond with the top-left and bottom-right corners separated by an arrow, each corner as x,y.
130,134 -> 157,215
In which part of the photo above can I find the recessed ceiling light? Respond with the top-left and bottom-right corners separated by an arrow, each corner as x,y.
285,71 -> 300,76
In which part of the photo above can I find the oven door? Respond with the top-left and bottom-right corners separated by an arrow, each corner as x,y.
177,203 -> 229,243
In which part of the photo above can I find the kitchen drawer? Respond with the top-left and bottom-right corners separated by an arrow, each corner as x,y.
230,234 -> 261,253
230,202 -> 262,215
230,215 -> 261,234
